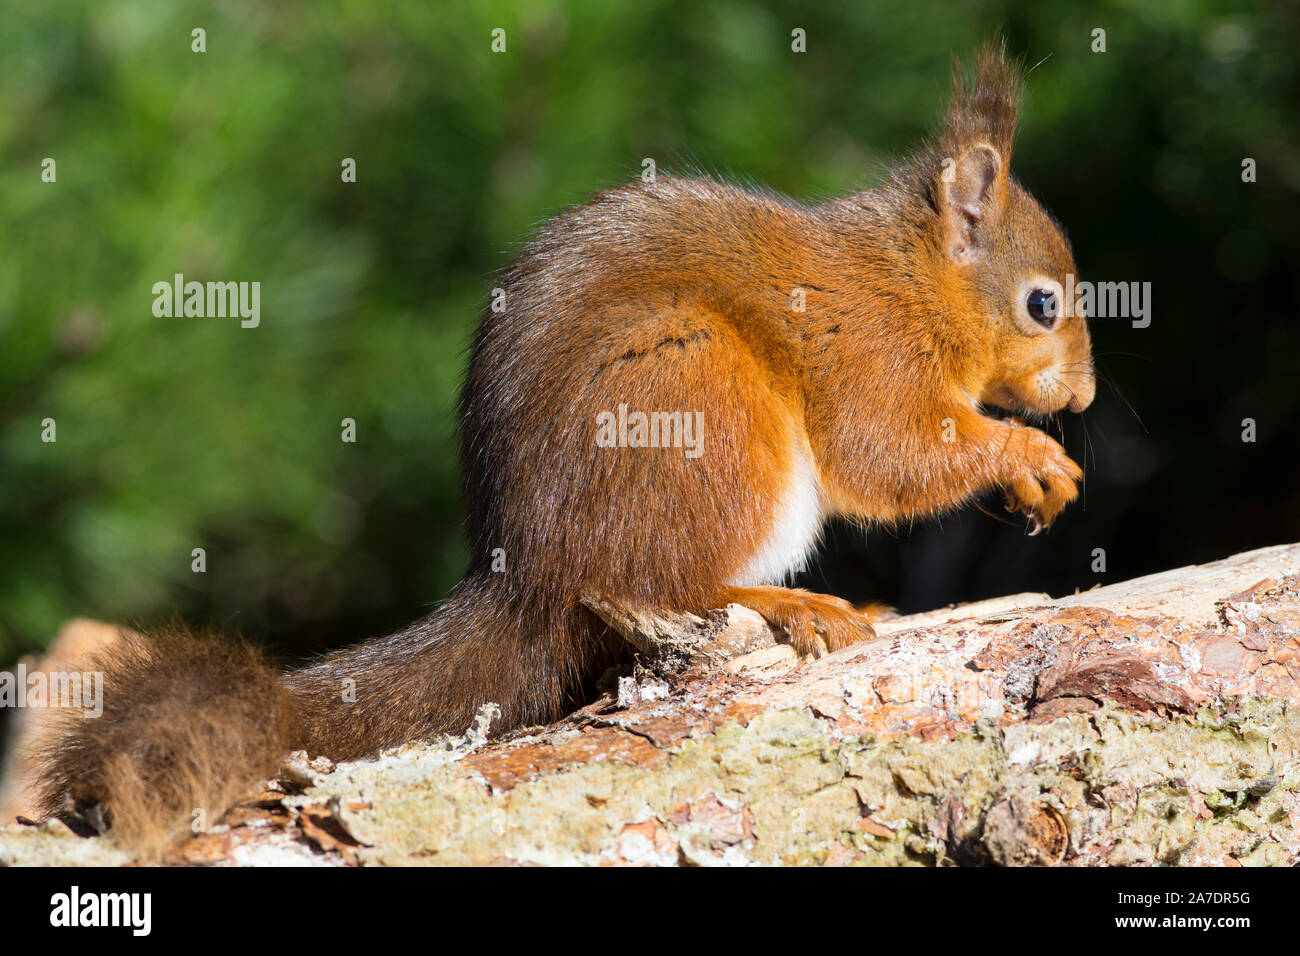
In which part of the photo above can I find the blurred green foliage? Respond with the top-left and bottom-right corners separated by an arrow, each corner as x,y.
1,0 -> 1297,664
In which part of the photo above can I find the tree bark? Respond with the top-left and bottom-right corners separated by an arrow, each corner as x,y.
3,543 -> 1299,866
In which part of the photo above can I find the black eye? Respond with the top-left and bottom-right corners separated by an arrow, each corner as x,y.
1026,288 -> 1058,327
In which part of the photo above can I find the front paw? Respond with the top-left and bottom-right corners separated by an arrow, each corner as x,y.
1001,429 -> 1083,534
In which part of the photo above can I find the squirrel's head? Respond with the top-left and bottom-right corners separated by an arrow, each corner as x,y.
922,43 -> 1095,416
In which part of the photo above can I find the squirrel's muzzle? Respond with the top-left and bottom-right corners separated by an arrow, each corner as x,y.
1065,370 -> 1096,412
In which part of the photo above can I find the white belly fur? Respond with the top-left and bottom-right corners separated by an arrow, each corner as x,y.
730,440 -> 825,587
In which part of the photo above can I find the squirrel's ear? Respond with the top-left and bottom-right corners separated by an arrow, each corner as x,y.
937,143 -> 1005,266
933,39 -> 1022,264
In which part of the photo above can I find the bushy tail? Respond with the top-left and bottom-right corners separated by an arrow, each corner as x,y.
34,624 -> 297,859
34,574 -> 601,856
283,573 -> 600,759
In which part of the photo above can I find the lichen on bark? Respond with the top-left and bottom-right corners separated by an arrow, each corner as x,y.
2,543 -> 1298,866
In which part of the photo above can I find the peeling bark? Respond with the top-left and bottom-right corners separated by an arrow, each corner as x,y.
2,543 -> 1299,866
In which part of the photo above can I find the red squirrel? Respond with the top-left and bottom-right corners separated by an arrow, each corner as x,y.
35,43 -> 1093,854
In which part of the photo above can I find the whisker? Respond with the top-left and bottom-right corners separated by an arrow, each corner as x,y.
1057,380 -> 1094,499
1103,377 -> 1147,433
1078,357 -> 1148,433
1089,351 -> 1152,363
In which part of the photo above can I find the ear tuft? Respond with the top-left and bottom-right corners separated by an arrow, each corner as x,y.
929,38 -> 1024,265
941,38 -> 1024,164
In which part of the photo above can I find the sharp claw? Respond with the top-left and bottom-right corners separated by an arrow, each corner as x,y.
1024,512 -> 1044,536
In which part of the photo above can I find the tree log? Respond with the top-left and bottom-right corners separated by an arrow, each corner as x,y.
2,543 -> 1299,866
